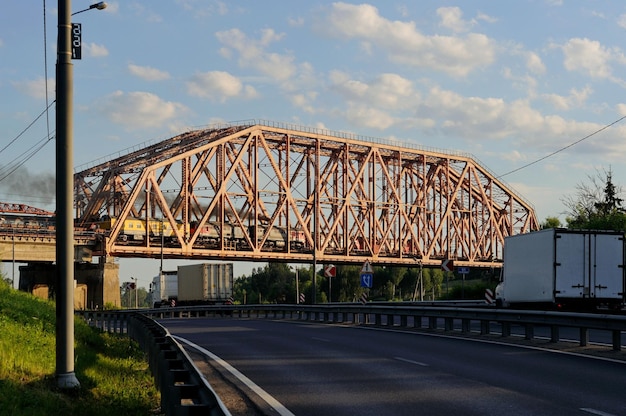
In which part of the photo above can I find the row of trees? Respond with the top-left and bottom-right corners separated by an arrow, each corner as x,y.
232,262 -> 499,305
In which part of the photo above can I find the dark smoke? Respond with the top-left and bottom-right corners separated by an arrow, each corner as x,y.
0,166 -> 55,208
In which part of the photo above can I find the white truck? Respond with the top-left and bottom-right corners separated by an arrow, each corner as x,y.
495,228 -> 625,310
148,270 -> 178,308
176,263 -> 234,306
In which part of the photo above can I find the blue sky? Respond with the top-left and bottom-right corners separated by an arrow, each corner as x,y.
3,1 -> 626,288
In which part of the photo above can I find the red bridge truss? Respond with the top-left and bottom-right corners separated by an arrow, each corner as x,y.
75,120 -> 539,268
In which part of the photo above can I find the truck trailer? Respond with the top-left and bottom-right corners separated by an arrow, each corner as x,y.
495,228 -> 625,310
176,263 -> 234,306
148,270 -> 178,308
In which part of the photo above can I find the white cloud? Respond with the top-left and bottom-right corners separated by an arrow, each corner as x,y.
324,3 -> 495,77
329,71 -> 416,111
344,104 -> 397,130
542,86 -> 593,111
85,43 -> 109,58
216,28 -> 296,82
476,12 -> 497,24
437,7 -> 474,33
13,77 -> 54,100
525,52 -> 546,75
619,14 -> 626,29
128,64 -> 170,81
186,70 -> 258,101
559,38 -> 615,79
95,91 -> 188,129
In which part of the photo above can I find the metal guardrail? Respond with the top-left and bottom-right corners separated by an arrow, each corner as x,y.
81,310 -> 230,416
120,303 -> 626,351
78,304 -> 626,414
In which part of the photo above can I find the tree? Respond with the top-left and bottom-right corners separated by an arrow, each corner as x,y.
564,168 -> 626,230
541,216 -> 561,229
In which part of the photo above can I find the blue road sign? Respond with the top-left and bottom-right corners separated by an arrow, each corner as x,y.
457,266 -> 470,274
360,272 -> 373,288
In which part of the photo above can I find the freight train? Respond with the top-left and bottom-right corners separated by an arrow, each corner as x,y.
96,216 -> 307,251
0,214 -> 55,232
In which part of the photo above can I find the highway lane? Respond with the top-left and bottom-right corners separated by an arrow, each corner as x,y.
162,318 -> 626,416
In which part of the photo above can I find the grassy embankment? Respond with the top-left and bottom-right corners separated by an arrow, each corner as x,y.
0,279 -> 160,416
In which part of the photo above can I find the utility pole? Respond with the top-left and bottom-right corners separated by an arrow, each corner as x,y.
55,0 -> 106,390
55,0 -> 80,389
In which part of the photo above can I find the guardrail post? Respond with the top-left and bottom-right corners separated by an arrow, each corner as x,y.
444,317 -> 453,332
550,326 -> 559,343
501,322 -> 511,337
429,317 -> 437,330
375,313 -> 382,326
400,315 -> 407,327
461,318 -> 470,333
524,324 -> 534,340
480,320 -> 490,335
413,316 -> 422,329
612,330 -> 621,351
579,327 -> 588,346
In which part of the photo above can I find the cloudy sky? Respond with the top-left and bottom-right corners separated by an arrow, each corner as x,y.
3,1 -> 626,286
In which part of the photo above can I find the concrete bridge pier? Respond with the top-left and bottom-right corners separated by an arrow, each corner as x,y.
19,258 -> 121,309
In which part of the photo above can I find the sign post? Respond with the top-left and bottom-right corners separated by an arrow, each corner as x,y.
360,261 -> 373,288
457,266 -> 470,299
324,264 -> 336,302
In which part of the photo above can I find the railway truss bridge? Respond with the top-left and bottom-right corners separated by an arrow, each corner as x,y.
75,120 -> 539,269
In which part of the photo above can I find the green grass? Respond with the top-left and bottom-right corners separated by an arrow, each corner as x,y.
0,280 -> 160,416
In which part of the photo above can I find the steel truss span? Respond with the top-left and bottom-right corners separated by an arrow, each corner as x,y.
75,120 -> 538,267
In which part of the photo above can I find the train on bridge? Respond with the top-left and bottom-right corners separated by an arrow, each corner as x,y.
95,216 -> 307,251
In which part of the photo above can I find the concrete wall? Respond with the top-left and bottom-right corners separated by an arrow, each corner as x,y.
19,259 -> 120,310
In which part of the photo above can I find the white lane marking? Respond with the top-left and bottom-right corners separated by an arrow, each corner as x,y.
580,408 -> 617,416
311,337 -> 331,342
394,356 -> 429,367
174,335 -> 296,416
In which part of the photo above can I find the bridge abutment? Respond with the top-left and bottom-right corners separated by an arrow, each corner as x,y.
18,258 -> 120,309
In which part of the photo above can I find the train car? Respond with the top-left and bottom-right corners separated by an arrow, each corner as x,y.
0,214 -> 56,233
190,221 -> 306,251
97,216 -> 185,245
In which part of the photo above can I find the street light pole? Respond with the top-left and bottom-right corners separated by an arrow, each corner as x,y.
132,277 -> 138,308
55,0 -> 79,389
55,0 -> 106,390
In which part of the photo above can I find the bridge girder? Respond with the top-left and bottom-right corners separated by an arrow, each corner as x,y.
75,121 -> 539,267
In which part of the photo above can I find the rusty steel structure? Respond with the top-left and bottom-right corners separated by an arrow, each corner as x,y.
75,120 -> 539,268
0,202 -> 54,216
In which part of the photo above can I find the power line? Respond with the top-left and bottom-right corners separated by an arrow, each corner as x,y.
0,133 -> 55,183
0,101 -> 55,156
498,115 -> 626,178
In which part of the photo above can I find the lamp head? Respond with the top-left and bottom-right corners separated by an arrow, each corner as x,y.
91,2 -> 107,10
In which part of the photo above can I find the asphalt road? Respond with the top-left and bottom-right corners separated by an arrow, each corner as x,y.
163,318 -> 626,416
